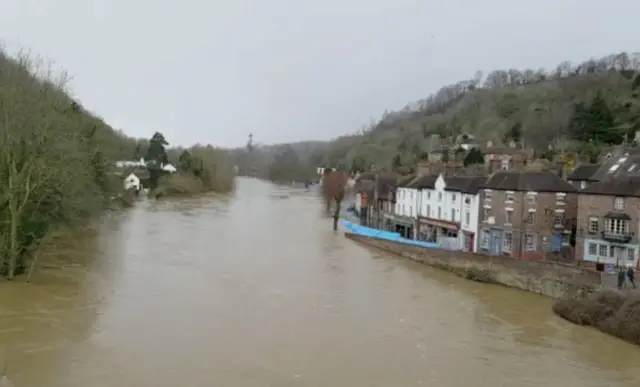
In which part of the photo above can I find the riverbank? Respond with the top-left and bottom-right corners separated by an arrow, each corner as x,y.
345,232 -> 600,300
553,290 -> 640,346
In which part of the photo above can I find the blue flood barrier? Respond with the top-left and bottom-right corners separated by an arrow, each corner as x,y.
342,219 -> 440,249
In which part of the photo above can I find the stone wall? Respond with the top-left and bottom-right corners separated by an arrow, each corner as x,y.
346,233 -> 601,299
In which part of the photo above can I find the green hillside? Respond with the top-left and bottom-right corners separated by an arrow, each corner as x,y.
241,51 -> 640,175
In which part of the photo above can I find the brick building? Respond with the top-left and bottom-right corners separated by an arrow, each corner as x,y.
575,176 -> 640,269
478,171 -> 578,261
484,147 -> 527,173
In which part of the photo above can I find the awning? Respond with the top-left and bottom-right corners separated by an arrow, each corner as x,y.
418,216 -> 460,230
383,213 -> 415,226
605,212 -> 631,221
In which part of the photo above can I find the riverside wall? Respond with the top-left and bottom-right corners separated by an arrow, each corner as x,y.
345,233 -> 602,300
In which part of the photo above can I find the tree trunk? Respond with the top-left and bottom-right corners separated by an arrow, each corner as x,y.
8,198 -> 19,280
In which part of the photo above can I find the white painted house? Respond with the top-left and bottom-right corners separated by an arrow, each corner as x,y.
416,174 -> 485,252
162,163 -> 177,173
123,173 -> 141,191
394,179 -> 420,219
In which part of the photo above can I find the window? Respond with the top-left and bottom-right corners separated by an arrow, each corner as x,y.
598,244 -> 607,258
408,206 -> 412,216
505,210 -> 513,225
451,194 -> 456,202
483,208 -> 490,221
614,196 -> 624,211
506,192 -> 515,202
437,207 -> 442,218
438,192 -> 443,201
609,246 -> 616,258
588,243 -> 597,255
553,214 -> 564,227
450,210 -> 455,222
588,217 -> 599,233
526,212 -> 535,224
527,194 -> 536,205
465,211 -> 470,226
605,218 -> 629,235
481,229 -> 490,249
484,190 -> 492,199
402,205 -> 406,215
427,191 -> 431,199
524,233 -> 536,252
426,205 -> 431,217
628,248 -> 636,262
464,196 -> 471,205
503,231 -> 513,252
561,233 -> 570,245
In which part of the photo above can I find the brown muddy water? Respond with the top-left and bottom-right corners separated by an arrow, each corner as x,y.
0,178 -> 639,387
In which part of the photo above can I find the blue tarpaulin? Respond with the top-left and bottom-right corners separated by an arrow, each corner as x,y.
342,219 -> 440,249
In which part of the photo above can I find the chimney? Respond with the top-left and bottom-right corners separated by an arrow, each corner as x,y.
486,140 -> 493,148
556,160 -> 566,180
417,160 -> 431,176
508,140 -> 516,148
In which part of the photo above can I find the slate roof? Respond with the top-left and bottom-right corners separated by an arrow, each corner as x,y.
570,147 -> 640,183
580,175 -> 640,197
567,164 -> 601,181
355,180 -> 374,196
397,174 -> 417,188
375,173 -> 399,199
445,176 -> 487,194
410,174 -> 439,189
481,171 -> 577,193
485,147 -> 525,155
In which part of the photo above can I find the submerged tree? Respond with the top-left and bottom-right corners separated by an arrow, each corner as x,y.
321,169 -> 348,231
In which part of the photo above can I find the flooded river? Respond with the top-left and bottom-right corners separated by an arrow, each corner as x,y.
1,178 -> 639,386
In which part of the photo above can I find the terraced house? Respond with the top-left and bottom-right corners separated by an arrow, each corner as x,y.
416,174 -> 485,252
575,176 -> 640,268
478,172 -> 578,261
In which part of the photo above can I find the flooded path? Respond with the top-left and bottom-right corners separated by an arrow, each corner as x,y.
1,178 -> 639,386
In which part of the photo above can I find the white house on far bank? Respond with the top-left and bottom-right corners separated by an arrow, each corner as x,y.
124,173 -> 141,191
162,163 -> 177,173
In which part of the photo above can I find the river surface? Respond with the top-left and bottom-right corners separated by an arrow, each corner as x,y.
1,178 -> 639,386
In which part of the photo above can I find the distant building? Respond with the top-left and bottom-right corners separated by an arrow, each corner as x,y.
162,163 -> 177,173
483,145 -> 526,173
116,158 -> 146,168
123,173 -> 141,191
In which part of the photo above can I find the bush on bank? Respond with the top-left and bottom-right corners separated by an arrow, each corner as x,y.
0,49 -> 141,280
154,145 -> 234,198
553,290 -> 640,345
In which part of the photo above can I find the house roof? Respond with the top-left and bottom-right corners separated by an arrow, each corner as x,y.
355,171 -> 376,182
573,147 -> 640,182
410,174 -> 439,189
445,176 -> 487,194
355,180 -> 375,196
580,175 -> 640,197
480,171 -> 577,193
485,147 -> 525,155
397,174 -> 417,188
567,164 -> 601,181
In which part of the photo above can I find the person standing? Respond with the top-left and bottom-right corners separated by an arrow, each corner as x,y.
617,266 -> 627,289
627,265 -> 636,289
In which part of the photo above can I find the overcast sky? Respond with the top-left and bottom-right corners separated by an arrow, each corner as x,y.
0,0 -> 637,148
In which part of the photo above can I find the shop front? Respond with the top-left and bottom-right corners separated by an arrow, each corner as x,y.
384,213 -> 416,239
417,216 -> 461,249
